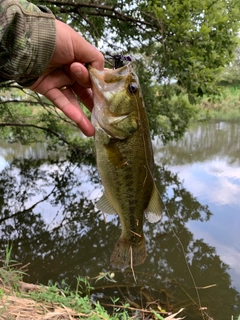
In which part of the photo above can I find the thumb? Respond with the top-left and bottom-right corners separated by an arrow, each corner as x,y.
70,62 -> 91,88
72,32 -> 104,70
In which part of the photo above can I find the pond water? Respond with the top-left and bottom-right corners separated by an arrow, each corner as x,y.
0,121 -> 240,319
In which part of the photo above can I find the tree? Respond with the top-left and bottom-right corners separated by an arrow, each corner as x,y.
0,0 -> 239,144
218,38 -> 240,85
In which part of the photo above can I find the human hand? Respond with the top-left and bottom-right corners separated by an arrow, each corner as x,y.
30,19 -> 104,136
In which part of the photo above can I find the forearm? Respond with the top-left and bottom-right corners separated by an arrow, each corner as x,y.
0,0 -> 56,86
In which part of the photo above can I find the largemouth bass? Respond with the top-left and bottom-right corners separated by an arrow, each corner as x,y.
89,63 -> 162,269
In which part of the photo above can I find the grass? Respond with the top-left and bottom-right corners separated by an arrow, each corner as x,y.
0,262 -> 127,319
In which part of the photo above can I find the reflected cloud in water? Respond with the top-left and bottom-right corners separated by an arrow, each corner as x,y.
169,160 -> 240,206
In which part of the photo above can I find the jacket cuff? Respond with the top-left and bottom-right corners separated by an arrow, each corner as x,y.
18,6 -> 56,86
0,2 -> 56,86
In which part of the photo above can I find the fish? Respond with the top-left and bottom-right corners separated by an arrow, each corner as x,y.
89,62 -> 162,269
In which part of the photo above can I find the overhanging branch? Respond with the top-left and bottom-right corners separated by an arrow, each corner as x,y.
40,0 -> 154,27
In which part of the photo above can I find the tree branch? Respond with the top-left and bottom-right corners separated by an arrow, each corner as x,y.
0,100 -> 43,105
0,186 -> 57,224
41,0 -> 153,27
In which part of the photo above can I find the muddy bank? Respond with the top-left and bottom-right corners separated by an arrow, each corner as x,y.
0,280 -> 88,320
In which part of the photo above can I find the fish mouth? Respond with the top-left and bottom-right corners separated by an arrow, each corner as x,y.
89,64 -> 132,92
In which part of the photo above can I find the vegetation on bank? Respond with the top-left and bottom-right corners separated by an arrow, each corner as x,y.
196,47 -> 240,121
197,83 -> 240,121
0,246 -> 185,320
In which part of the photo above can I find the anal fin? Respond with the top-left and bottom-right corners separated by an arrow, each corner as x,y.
96,193 -> 117,215
144,182 -> 162,223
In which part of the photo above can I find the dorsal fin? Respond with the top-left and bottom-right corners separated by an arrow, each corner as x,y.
96,193 -> 117,215
144,182 -> 162,223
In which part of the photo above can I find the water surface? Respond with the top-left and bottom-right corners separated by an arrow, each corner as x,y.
154,121 -> 240,292
0,121 -> 240,319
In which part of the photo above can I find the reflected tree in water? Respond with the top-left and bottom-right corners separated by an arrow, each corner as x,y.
155,121 -> 240,166
0,156 -> 239,319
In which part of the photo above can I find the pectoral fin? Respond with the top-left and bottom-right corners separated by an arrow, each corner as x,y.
144,182 -> 162,223
104,140 -> 128,168
96,193 -> 117,215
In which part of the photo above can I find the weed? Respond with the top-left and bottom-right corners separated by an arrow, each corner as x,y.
4,243 -> 12,268
0,288 -> 4,299
0,243 -> 27,292
76,275 -> 94,297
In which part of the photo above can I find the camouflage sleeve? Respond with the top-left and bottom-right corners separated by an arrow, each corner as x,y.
0,0 -> 56,86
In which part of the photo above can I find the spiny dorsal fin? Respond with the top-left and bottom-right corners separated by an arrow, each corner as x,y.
144,182 -> 162,223
96,193 -> 117,215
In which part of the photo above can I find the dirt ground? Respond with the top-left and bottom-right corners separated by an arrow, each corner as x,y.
0,281 -> 86,320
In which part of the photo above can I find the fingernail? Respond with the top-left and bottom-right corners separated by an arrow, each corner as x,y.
78,116 -> 95,137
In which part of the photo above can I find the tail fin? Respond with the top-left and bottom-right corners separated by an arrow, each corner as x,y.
110,237 -> 146,269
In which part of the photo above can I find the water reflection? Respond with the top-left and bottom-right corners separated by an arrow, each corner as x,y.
155,121 -> 240,297
154,120 -> 240,166
0,121 -> 240,319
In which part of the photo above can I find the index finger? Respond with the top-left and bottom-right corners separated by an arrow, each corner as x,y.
45,87 -> 95,136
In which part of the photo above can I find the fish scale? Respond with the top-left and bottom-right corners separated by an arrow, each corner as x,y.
89,63 -> 162,269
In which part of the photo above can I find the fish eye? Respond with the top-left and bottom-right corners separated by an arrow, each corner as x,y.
128,83 -> 138,94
